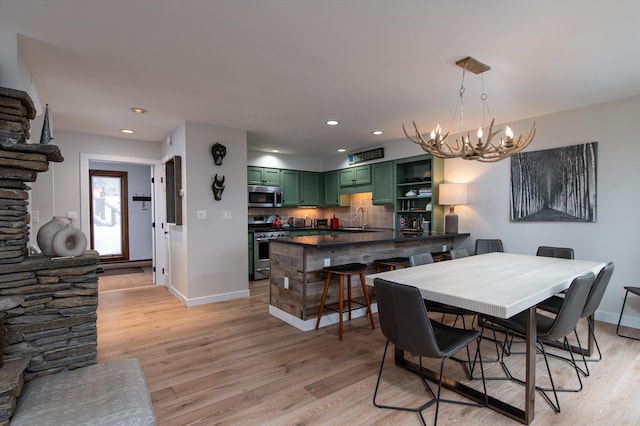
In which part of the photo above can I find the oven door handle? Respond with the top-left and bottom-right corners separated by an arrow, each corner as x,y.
255,267 -> 270,272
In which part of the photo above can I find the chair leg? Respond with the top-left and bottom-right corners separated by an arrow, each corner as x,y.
315,272 -> 332,330
616,289 -> 640,340
372,341 -> 436,425
359,272 -> 375,330
338,274 -> 344,340
346,275 -> 352,321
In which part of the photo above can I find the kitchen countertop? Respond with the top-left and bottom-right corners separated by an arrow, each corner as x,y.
272,228 -> 470,248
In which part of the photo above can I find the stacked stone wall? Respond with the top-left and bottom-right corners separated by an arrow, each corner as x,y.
0,252 -> 98,382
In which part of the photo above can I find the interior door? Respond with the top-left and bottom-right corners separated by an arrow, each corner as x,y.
153,162 -> 169,286
89,170 -> 130,262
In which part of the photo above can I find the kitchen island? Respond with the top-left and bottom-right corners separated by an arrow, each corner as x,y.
268,229 -> 469,331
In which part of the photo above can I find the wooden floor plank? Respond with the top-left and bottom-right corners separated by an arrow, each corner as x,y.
97,279 -> 640,425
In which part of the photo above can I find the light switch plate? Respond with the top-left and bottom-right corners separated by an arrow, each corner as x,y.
197,210 -> 207,220
223,211 -> 232,220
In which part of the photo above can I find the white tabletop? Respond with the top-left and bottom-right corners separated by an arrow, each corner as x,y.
366,252 -> 605,319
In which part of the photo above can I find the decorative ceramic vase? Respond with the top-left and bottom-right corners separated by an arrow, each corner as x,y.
37,216 -> 87,257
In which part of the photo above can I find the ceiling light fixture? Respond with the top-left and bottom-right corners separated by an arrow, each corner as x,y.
337,148 -> 346,152
120,129 -> 135,134
371,130 -> 384,135
326,120 -> 339,126
271,149 -> 279,153
403,56 -> 536,163
129,107 -> 147,114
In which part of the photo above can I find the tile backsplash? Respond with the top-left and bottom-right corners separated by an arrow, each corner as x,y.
248,192 -> 394,229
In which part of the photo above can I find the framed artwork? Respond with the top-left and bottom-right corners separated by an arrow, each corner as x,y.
510,142 -> 597,222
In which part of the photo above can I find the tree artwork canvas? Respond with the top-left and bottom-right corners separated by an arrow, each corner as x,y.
510,142 -> 597,222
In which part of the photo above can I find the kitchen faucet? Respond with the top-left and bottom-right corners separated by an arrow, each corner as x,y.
356,207 -> 366,230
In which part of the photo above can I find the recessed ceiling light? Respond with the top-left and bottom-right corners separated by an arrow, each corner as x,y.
337,148 -> 346,152
129,107 -> 147,114
371,130 -> 384,135
120,129 -> 135,134
326,120 -> 339,126
271,149 -> 279,153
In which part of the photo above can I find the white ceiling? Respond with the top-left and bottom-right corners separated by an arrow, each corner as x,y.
2,0 -> 640,156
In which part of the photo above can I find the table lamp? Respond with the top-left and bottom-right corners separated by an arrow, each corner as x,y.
438,183 -> 467,234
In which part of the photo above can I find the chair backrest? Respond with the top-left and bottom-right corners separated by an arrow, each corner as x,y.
475,239 -> 504,255
545,272 -> 595,340
536,245 -> 574,259
409,252 -> 434,267
449,248 -> 469,259
581,262 -> 614,318
374,278 -> 444,358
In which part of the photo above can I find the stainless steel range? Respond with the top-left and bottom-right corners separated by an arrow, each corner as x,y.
249,216 -> 290,280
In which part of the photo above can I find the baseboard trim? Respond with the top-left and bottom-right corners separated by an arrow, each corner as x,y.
269,303 -> 378,332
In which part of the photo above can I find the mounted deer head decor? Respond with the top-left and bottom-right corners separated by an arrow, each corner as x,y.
211,142 -> 227,166
212,174 -> 225,201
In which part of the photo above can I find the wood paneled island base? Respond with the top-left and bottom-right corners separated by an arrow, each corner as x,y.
268,230 -> 469,331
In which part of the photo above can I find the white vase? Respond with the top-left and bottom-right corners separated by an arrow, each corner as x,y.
37,216 -> 87,257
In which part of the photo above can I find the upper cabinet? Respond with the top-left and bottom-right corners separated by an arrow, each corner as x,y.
300,172 -> 322,206
323,170 -> 340,206
371,161 -> 394,205
280,169 -> 300,206
248,166 -> 281,186
340,165 -> 371,187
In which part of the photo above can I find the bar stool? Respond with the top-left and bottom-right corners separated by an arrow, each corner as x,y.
315,262 -> 375,340
370,257 -> 410,300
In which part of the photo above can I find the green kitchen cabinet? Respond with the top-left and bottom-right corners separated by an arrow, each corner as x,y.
371,161 -> 394,205
300,172 -> 322,206
323,170 -> 340,206
280,169 -> 300,206
247,166 -> 280,186
339,165 -> 371,186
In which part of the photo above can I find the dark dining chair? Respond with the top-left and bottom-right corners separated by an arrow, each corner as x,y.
409,252 -> 435,267
536,246 -> 574,259
449,248 -> 469,259
475,239 -> 504,255
480,272 -> 595,413
372,278 -> 487,425
537,262 -> 614,375
616,286 -> 640,340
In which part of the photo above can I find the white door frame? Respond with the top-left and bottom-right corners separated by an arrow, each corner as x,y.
80,153 -> 163,284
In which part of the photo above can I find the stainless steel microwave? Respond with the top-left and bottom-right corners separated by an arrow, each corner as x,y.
248,185 -> 283,208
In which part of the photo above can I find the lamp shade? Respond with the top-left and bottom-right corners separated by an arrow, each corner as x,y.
439,183 -> 467,206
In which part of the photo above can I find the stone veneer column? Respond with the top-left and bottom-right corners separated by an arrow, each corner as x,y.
0,252 -> 99,381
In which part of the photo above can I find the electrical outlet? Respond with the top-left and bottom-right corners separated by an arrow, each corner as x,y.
442,244 -> 448,252
324,258 -> 331,267
284,277 -> 289,289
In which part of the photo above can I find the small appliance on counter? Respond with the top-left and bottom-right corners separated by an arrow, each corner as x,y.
316,218 -> 328,229
330,215 -> 340,229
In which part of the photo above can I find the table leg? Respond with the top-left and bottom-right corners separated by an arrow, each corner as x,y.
524,307 -> 536,424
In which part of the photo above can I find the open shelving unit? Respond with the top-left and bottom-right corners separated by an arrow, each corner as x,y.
394,155 -> 444,235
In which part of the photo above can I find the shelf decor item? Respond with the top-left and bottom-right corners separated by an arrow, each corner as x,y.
37,216 -> 87,257
439,183 -> 467,234
403,56 -> 535,163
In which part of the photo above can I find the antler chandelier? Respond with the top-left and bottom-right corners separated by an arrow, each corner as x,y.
403,56 -> 535,163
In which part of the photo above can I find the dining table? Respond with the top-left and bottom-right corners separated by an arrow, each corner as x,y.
365,252 -> 606,424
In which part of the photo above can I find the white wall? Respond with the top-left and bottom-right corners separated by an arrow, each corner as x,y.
30,131 -> 162,241
162,122 -> 249,306
443,95 -> 640,327
89,161 -> 153,260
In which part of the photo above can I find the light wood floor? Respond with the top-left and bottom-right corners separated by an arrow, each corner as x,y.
97,280 -> 640,425
98,266 -> 154,291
